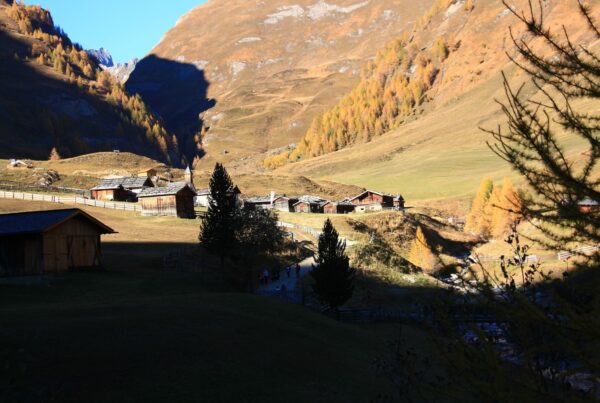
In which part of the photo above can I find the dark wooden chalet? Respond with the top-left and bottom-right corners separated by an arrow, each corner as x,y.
91,176 -> 154,202
0,209 -> 114,276
272,196 -> 300,212
323,201 -> 356,214
349,190 -> 405,209
137,182 -> 197,218
293,196 -> 327,213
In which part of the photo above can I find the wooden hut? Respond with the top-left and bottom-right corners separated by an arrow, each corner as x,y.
137,183 -> 197,218
0,209 -> 114,277
293,196 -> 327,213
349,190 -> 404,209
273,196 -> 299,212
323,201 -> 356,215
91,176 -> 153,202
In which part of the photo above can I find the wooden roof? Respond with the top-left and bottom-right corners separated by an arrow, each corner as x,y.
0,209 -> 115,236
91,176 -> 152,191
137,182 -> 197,198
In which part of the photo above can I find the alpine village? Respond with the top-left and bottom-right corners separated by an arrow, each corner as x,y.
0,0 -> 598,401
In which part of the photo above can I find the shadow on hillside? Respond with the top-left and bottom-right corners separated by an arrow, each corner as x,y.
0,30 -> 172,161
126,55 -> 216,161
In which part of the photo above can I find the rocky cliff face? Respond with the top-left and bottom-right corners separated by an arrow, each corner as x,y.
126,0 -> 434,167
88,47 -> 113,67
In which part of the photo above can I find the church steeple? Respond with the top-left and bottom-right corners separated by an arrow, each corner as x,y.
184,165 -> 193,185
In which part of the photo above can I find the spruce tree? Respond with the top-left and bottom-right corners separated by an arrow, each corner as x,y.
199,163 -> 239,265
311,219 -> 355,312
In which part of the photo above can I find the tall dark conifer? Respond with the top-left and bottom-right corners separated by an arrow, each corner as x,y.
199,163 -> 239,265
311,219 -> 355,312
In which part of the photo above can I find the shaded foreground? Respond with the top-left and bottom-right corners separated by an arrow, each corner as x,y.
0,271 -> 392,402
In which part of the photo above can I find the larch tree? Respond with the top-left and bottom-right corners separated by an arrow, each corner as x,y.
464,178 -> 494,235
311,219 -> 355,313
492,178 -> 522,238
48,147 -> 61,161
408,225 -> 436,272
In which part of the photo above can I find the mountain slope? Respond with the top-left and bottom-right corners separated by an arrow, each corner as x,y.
126,0 -> 434,166
0,1 -> 181,163
275,0 -> 600,199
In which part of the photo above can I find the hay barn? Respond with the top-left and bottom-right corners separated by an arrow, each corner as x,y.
0,209 -> 114,277
138,183 -> 197,218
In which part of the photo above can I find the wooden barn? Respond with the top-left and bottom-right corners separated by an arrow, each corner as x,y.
293,196 -> 327,213
273,196 -> 299,212
138,183 -> 197,218
91,176 -> 153,202
323,201 -> 356,215
349,190 -> 405,210
0,209 -> 114,277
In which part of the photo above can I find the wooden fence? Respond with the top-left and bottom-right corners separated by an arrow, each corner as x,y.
0,190 -> 142,212
557,245 -> 599,261
0,181 -> 89,197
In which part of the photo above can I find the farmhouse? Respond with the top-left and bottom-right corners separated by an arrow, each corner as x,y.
322,201 -> 356,215
349,190 -> 405,210
293,196 -> 327,213
0,209 -> 114,277
91,176 -> 153,202
137,182 -> 197,218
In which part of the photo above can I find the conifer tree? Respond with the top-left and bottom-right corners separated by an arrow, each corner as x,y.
492,178 -> 522,237
48,146 -> 61,161
311,219 -> 355,312
199,163 -> 239,266
408,225 -> 436,272
464,178 -> 494,235
484,185 -> 502,238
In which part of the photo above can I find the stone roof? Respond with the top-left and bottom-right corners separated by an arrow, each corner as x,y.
137,182 -> 196,198
91,176 -> 151,191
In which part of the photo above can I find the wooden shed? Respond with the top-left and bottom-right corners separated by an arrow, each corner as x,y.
323,201 -> 356,215
91,176 -> 154,202
0,209 -> 114,277
293,196 -> 327,213
138,183 -> 197,218
273,196 -> 299,212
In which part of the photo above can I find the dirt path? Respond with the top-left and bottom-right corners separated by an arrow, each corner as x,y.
257,256 -> 315,294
